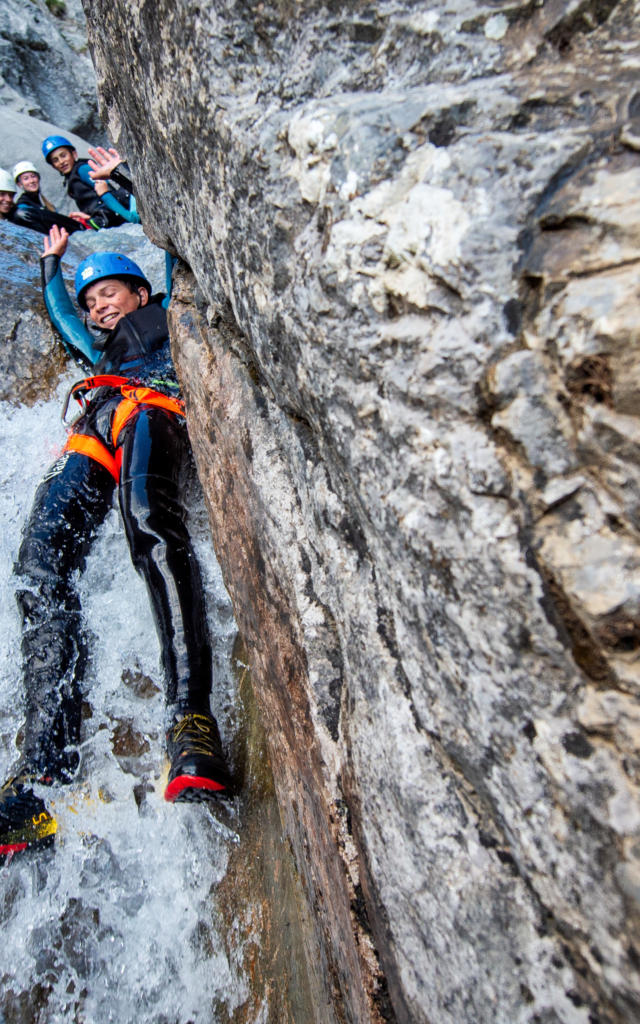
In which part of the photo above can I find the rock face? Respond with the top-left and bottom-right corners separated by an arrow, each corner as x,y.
1,0 -> 98,137
83,1 -> 640,1021
0,220 -> 66,404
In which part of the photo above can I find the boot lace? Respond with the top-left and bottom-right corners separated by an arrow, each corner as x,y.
170,713 -> 219,757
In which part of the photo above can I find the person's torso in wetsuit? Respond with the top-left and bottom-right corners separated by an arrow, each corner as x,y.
93,297 -> 177,385
41,250 -> 177,389
65,159 -> 130,229
16,191 -> 43,208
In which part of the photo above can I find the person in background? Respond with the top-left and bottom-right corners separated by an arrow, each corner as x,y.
0,224 -> 233,860
0,167 -> 85,236
12,161 -> 57,212
87,145 -> 176,303
0,169 -> 16,220
42,135 -> 132,229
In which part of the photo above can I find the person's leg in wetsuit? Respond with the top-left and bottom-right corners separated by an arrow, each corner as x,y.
0,450 -> 114,857
16,451 -> 115,779
0,400 -> 231,858
117,405 -> 232,802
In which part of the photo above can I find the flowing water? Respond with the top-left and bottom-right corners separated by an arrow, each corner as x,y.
0,370 -> 247,1021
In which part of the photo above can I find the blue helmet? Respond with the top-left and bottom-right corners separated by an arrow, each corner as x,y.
75,252 -> 152,310
42,135 -> 74,162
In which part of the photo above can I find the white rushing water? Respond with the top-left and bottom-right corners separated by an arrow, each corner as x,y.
0,374 -> 247,1023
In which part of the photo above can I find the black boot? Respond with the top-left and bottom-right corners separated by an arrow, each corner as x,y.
165,711 -> 233,803
0,769 -> 57,857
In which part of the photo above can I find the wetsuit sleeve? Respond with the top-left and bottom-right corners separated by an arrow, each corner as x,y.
77,162 -> 133,204
10,204 -> 84,236
41,254 -> 102,367
100,189 -> 141,224
163,252 -> 177,308
110,166 -> 134,192
76,162 -> 97,188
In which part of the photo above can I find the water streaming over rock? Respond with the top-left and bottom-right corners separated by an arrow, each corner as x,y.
0,236 -> 247,1023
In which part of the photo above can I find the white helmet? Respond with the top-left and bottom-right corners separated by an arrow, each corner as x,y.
12,160 -> 39,182
0,169 -> 17,193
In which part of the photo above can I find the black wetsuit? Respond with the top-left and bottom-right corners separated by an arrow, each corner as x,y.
16,191 -> 49,209
65,159 -> 130,229
6,201 -> 84,236
15,257 -> 212,780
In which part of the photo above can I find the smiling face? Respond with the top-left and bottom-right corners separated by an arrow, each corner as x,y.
0,191 -> 14,216
17,171 -> 40,193
49,147 -> 77,176
84,277 -> 149,330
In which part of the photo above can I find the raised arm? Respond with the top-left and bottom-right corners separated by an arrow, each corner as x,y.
9,202 -> 87,237
87,146 -> 124,181
40,226 -> 102,367
88,146 -> 134,193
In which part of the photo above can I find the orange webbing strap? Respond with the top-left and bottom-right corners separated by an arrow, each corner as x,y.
63,387 -> 185,484
63,434 -> 119,482
111,388 -> 185,448
67,374 -> 131,409
71,374 -> 131,396
121,386 -> 184,418
110,398 -> 139,451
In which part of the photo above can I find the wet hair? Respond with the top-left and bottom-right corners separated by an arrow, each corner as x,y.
109,276 -> 151,299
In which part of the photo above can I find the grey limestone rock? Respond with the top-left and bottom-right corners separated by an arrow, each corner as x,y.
82,1 -> 640,1021
0,0 -> 98,137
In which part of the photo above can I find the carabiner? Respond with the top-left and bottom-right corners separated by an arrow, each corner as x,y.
61,386 -> 87,426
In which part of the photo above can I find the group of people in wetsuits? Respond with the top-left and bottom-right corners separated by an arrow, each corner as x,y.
0,135 -> 140,235
0,136 -> 233,859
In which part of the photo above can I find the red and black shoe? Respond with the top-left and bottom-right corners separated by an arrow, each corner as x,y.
0,772 -> 57,858
164,712 -> 233,803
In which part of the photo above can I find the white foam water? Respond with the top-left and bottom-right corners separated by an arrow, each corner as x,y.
0,374 -> 246,1023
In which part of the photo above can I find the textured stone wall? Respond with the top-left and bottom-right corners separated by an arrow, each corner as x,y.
83,2 -> 640,1021
1,0 -> 98,136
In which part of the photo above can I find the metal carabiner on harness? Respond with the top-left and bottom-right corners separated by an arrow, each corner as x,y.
61,384 -> 87,426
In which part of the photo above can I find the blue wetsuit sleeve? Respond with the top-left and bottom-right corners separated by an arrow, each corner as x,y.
100,190 -> 141,224
76,163 -> 96,187
41,254 -> 102,368
163,252 -> 176,308
77,162 -> 140,223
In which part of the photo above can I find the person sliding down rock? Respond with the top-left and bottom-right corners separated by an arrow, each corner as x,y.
0,167 -> 85,236
0,225 -> 233,859
41,134 -> 133,230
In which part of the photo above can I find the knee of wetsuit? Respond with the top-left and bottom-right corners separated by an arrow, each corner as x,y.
14,574 -> 63,616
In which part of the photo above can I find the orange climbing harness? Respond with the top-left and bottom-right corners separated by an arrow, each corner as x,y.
64,433 -> 119,481
62,375 -> 185,483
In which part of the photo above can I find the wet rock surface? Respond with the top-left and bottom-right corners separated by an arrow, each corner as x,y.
217,636 -> 320,1024
0,221 -> 66,405
82,1 -> 640,1021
